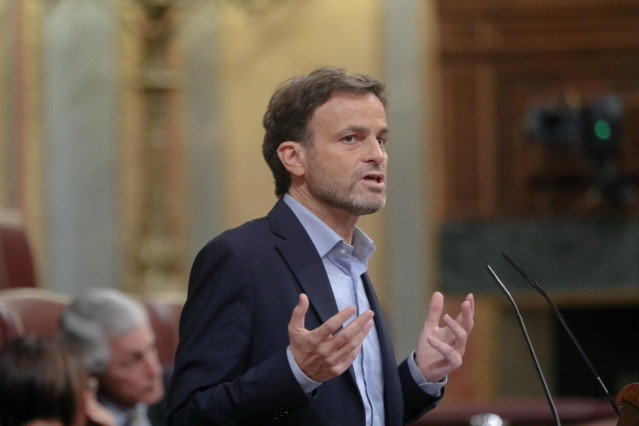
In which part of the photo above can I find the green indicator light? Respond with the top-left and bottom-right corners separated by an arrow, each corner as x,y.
594,119 -> 611,140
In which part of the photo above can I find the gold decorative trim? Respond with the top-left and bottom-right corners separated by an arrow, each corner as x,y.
22,0 -> 45,286
116,0 -> 144,292
117,1 -> 190,294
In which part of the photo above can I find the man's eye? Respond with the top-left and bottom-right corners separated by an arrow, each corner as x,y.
377,137 -> 386,147
122,354 -> 142,368
343,135 -> 356,143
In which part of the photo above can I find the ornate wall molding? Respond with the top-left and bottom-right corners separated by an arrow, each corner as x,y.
117,0 -> 189,294
117,0 -> 145,292
20,0 -> 45,285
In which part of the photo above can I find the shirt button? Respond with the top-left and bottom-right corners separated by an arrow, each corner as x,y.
340,248 -> 346,254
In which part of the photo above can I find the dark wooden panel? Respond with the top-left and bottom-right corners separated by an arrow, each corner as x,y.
442,66 -> 481,216
436,0 -> 639,219
439,0 -> 639,57
494,54 -> 639,215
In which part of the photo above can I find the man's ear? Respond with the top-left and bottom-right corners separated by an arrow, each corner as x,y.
277,141 -> 306,177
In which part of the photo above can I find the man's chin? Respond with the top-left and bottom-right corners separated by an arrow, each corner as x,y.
315,188 -> 386,215
141,386 -> 165,405
352,195 -> 386,215
350,203 -> 384,216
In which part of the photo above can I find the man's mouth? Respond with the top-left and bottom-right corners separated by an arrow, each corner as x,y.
360,173 -> 386,187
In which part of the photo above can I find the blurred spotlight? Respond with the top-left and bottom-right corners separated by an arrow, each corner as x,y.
581,94 -> 624,165
470,412 -> 507,426
524,93 -> 634,207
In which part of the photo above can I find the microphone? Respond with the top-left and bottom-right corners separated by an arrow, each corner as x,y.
486,265 -> 562,426
502,252 -> 621,417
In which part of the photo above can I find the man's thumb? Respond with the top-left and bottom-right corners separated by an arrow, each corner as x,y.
289,293 -> 309,331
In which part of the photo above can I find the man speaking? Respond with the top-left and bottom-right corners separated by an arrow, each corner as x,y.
168,66 -> 474,425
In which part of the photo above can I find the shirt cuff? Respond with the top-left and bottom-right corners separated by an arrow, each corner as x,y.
407,350 -> 447,397
286,346 -> 322,394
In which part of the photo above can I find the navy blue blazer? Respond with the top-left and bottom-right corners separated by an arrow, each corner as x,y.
167,199 -> 441,425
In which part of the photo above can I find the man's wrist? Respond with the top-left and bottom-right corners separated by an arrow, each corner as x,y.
286,346 -> 321,394
407,350 -> 447,397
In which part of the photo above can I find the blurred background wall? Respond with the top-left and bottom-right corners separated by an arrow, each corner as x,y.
2,0 -> 639,407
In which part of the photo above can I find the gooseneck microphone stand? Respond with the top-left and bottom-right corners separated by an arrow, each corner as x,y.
502,252 -> 621,417
487,265 -> 561,426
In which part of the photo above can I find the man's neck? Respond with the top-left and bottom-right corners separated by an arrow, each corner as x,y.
286,190 -> 358,244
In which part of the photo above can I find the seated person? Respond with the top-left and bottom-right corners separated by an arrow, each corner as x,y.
58,288 -> 165,426
0,334 -> 115,426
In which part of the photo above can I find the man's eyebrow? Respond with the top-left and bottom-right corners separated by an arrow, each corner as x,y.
342,125 -> 367,134
339,125 -> 389,135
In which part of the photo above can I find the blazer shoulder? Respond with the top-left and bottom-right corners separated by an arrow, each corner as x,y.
194,200 -> 304,264
200,215 -> 271,251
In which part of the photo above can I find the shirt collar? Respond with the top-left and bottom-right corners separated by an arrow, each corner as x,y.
98,394 -> 148,425
283,194 -> 376,261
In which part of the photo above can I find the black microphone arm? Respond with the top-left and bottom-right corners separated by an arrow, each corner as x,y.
486,265 -> 562,426
502,252 -> 621,417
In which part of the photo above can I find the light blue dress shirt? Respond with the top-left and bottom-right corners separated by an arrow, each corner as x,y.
283,195 -> 445,426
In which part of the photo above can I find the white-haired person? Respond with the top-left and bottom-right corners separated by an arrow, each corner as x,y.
58,288 -> 166,426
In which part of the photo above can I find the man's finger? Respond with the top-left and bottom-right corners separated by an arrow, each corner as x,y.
442,314 -> 468,354
331,310 -> 374,349
335,318 -> 374,364
461,298 -> 474,332
466,293 -> 475,316
311,311 -> 374,371
424,291 -> 444,328
427,335 -> 462,369
315,305 -> 358,337
327,316 -> 374,367
453,297 -> 474,332
289,293 -> 310,332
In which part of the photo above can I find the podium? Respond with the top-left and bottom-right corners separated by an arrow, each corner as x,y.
617,384 -> 639,426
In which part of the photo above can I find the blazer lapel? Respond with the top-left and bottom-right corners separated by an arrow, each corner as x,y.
268,199 -> 340,325
268,199 -> 364,398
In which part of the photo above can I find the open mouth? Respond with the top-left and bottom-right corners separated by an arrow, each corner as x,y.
363,173 -> 384,183
361,173 -> 385,185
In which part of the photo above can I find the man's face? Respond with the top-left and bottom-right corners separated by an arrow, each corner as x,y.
302,91 -> 388,217
98,323 -> 164,408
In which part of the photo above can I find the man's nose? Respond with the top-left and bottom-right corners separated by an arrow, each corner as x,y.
364,137 -> 386,164
143,350 -> 162,377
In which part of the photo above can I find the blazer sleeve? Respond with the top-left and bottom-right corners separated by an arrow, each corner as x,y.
398,358 -> 444,424
166,238 -> 311,425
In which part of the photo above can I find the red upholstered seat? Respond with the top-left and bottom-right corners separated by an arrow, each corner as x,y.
0,287 -> 69,346
0,210 -> 37,289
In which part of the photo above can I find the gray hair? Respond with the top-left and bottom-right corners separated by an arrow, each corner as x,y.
58,288 -> 149,375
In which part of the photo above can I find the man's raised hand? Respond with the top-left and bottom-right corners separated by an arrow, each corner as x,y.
415,292 -> 474,383
288,293 -> 374,382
